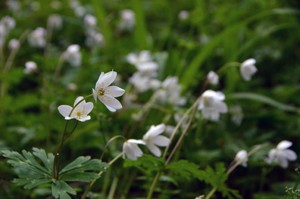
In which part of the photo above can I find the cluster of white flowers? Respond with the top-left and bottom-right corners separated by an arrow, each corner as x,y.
28,27 -> 47,48
83,14 -> 105,48
118,9 -> 135,32
58,71 -> 125,123
0,16 -> 16,47
69,0 -> 86,17
63,44 -> 81,67
123,124 -> 170,160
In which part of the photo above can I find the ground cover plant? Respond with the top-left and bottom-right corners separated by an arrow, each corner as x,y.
0,0 -> 300,198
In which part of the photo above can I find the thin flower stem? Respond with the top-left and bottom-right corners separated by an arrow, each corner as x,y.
53,94 -> 93,179
100,135 -> 126,160
146,170 -> 162,199
81,152 -> 124,199
53,55 -> 65,82
216,62 -> 241,75
205,143 -> 269,199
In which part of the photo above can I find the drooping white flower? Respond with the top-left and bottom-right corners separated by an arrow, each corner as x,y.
93,71 -> 125,112
118,9 -> 135,31
235,150 -> 248,167
8,38 -> 20,50
198,90 -> 228,121
240,58 -> 257,81
122,139 -> 145,160
265,140 -> 297,168
63,44 -> 81,67
207,71 -> 219,85
24,61 -> 38,74
28,27 -> 47,48
143,124 -> 170,157
58,96 -> 94,122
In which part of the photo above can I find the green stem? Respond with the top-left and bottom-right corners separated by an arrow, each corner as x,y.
81,152 -> 124,199
146,171 -> 161,199
53,94 -> 93,179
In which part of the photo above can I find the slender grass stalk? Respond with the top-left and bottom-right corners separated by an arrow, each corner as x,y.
108,177 -> 118,199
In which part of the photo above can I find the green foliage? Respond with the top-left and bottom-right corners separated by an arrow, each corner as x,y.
124,154 -> 164,175
2,148 -> 108,198
166,160 -> 202,181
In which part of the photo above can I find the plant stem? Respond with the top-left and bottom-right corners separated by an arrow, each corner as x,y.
81,152 -> 124,199
146,170 -> 161,199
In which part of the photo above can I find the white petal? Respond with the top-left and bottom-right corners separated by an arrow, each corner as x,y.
99,95 -> 122,111
277,140 -> 292,150
267,149 -> 276,163
278,156 -> 289,168
282,149 -> 297,161
216,101 -> 228,113
123,143 -> 137,160
128,139 -> 146,145
92,89 -> 97,101
78,116 -> 91,122
74,96 -> 85,106
152,135 -> 170,147
144,124 -> 165,139
96,71 -> 117,88
58,105 -> 72,118
241,58 -> 256,67
147,143 -> 161,157
84,102 -> 94,114
106,86 -> 125,97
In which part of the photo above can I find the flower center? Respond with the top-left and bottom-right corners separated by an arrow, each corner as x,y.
76,111 -> 82,118
98,88 -> 105,96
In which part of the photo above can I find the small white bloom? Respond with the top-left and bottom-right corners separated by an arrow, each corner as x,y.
48,14 -> 63,29
127,51 -> 158,73
207,71 -> 219,85
198,90 -> 228,121
240,58 -> 257,81
58,96 -> 94,122
8,38 -> 20,50
118,9 -> 135,31
63,44 -> 81,67
85,30 -> 105,48
123,139 -> 145,160
265,140 -> 297,168
235,150 -> 248,167
143,124 -> 170,157
93,71 -> 125,112
178,10 -> 189,20
0,16 -> 16,30
24,61 -> 38,74
28,27 -> 47,48
84,14 -> 97,28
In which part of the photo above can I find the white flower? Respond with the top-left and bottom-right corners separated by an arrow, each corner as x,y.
129,72 -> 160,93
198,90 -> 228,121
240,58 -> 257,81
84,14 -> 97,28
178,10 -> 189,20
207,71 -> 219,85
127,51 -> 158,73
8,38 -> 20,50
143,124 -> 170,157
85,30 -> 105,48
28,27 -> 47,48
24,61 -> 38,74
118,9 -> 135,31
63,44 -> 81,67
123,139 -> 145,160
58,96 -> 93,122
93,71 -> 125,112
235,150 -> 248,167
155,77 -> 186,106
265,140 -> 297,168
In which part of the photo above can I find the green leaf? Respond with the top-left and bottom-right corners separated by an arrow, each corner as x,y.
59,156 -> 108,182
166,160 -> 202,181
229,92 -> 299,113
123,154 -> 164,174
51,180 -> 76,199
